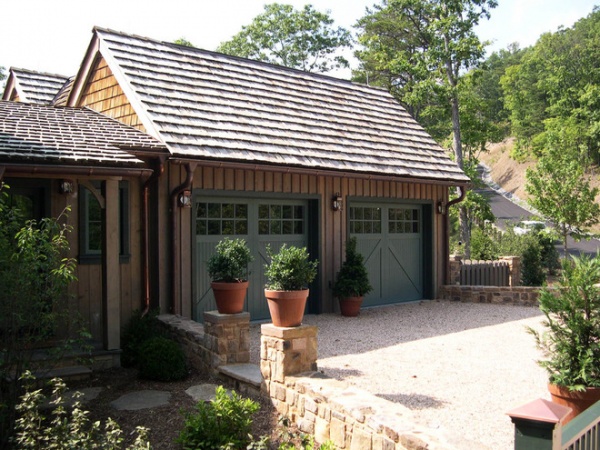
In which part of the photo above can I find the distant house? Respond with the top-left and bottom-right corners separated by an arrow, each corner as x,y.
0,27 -> 468,363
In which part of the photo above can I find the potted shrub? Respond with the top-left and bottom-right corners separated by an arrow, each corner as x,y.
207,238 -> 253,314
333,237 -> 372,317
528,254 -> 600,423
264,244 -> 318,327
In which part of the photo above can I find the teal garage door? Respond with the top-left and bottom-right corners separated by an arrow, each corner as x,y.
194,198 -> 308,321
349,202 -> 429,307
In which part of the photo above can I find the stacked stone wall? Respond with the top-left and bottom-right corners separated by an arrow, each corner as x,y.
439,285 -> 540,306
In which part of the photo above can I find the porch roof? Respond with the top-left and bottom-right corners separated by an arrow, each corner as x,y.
0,100 -> 167,167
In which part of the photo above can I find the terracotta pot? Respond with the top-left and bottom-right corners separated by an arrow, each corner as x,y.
264,289 -> 309,327
339,296 -> 364,317
548,383 -> 600,424
211,281 -> 249,314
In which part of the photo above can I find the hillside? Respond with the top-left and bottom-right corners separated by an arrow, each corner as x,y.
478,138 -> 600,232
478,138 -> 534,205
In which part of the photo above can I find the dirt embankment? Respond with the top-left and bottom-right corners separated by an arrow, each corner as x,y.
478,138 -> 600,232
478,138 -> 534,203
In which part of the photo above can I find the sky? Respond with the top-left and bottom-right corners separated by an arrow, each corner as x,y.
0,0 -> 598,80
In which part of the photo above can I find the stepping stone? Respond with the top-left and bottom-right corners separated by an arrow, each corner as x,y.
110,390 -> 171,411
185,384 -> 231,402
65,387 -> 103,405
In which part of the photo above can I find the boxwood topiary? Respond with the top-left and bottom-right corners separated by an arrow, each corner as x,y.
138,336 -> 187,381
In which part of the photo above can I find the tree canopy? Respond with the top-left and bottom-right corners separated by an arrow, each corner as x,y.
217,3 -> 352,73
526,131 -> 600,254
354,0 -> 497,256
501,7 -> 600,162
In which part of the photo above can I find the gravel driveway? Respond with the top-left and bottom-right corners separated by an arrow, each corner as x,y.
250,300 -> 549,450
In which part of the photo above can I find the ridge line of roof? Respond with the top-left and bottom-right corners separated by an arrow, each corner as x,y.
92,26 -> 390,94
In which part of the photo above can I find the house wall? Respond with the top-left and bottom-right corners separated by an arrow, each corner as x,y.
77,57 -> 145,131
166,163 -> 449,318
7,176 -> 145,345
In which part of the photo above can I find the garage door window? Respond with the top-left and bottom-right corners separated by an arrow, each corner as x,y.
196,202 -> 248,235
258,204 -> 304,235
349,206 -> 381,234
389,208 -> 420,234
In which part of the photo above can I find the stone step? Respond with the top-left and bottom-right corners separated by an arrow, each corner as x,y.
219,363 -> 262,388
35,365 -> 92,382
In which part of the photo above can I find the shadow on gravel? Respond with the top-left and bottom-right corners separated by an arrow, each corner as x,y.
250,300 -> 543,361
376,393 -> 446,410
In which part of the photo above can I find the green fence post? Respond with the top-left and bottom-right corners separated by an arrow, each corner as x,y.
507,398 -> 571,450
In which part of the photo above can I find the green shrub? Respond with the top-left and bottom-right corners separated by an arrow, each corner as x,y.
178,385 -> 259,449
333,237 -> 372,298
137,336 -> 187,381
207,237 -> 253,282
529,254 -> 600,390
121,309 -> 163,368
13,371 -> 150,449
521,240 -> 545,286
264,244 -> 318,291
470,226 -> 500,261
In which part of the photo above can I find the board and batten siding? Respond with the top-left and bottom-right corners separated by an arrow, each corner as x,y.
51,178 -> 144,343
173,163 -> 448,317
77,57 -> 145,131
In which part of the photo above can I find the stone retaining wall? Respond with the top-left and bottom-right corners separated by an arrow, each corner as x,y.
439,285 -> 540,306
157,311 -> 250,374
158,313 -> 451,449
260,323 -> 450,450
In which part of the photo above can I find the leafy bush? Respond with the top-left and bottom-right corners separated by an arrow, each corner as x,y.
207,237 -> 253,282
121,309 -> 163,368
0,185 -> 83,448
137,336 -> 187,382
470,226 -> 500,261
264,244 -> 318,291
521,239 -> 545,286
178,385 -> 259,449
333,237 -> 372,298
469,223 -> 558,286
12,371 -> 150,449
529,254 -> 600,390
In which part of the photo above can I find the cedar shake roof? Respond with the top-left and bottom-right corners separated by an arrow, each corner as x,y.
0,100 -> 166,166
80,27 -> 468,184
3,68 -> 70,104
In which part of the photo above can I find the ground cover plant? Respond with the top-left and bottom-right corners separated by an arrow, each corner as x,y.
12,371 -> 150,449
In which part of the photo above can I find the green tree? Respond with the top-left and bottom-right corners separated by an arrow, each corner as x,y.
501,7 -> 600,162
217,3 -> 352,73
355,0 -> 497,257
174,38 -> 194,47
525,133 -> 600,254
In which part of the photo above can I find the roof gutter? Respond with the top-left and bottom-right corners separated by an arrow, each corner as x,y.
141,158 -> 165,316
447,184 -> 468,209
0,163 -> 152,178
170,158 -> 470,187
169,161 -> 197,315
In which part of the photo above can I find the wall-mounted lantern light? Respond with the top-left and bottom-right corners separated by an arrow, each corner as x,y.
437,200 -> 446,215
59,179 -> 74,194
332,193 -> 343,212
178,190 -> 192,208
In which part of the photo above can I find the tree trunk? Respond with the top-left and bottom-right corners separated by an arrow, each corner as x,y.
450,88 -> 470,258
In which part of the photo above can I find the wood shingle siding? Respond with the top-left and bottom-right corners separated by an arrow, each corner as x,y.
78,57 -> 145,131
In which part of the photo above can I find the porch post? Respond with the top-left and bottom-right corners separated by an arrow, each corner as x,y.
102,179 -> 120,351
